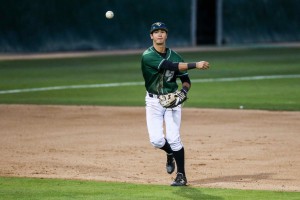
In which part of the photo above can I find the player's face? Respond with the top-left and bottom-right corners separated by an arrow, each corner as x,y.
150,29 -> 167,45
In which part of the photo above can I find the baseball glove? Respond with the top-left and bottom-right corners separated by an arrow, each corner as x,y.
159,90 -> 187,108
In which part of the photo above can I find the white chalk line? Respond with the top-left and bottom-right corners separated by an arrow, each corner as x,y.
0,74 -> 299,95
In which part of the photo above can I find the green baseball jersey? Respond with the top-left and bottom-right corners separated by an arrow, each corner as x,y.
141,46 -> 188,95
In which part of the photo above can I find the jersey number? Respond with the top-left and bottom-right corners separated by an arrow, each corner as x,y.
165,70 -> 175,82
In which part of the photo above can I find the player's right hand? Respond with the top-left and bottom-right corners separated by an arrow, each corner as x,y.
196,61 -> 210,70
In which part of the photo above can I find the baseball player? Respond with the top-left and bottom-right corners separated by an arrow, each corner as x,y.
141,22 -> 210,186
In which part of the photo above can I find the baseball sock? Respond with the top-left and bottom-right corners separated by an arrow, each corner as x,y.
173,147 -> 185,176
160,139 -> 173,154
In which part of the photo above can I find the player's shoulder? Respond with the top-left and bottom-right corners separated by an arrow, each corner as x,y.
168,48 -> 181,57
142,46 -> 156,57
167,48 -> 184,61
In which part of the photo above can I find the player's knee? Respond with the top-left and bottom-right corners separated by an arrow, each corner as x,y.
169,141 -> 183,151
150,138 -> 165,148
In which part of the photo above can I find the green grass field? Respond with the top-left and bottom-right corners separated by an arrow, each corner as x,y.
1,177 -> 299,200
0,46 -> 300,199
0,46 -> 300,110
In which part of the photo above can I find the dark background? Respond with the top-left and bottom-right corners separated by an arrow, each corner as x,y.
0,0 -> 299,53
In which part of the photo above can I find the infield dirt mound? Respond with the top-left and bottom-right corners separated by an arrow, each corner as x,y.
0,105 -> 299,191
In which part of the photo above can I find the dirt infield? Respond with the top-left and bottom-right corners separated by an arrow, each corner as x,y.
0,104 -> 299,191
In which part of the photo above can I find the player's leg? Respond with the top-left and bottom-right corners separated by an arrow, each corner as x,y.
145,95 -> 165,148
164,106 -> 187,186
164,106 -> 183,151
145,95 -> 175,174
160,139 -> 175,174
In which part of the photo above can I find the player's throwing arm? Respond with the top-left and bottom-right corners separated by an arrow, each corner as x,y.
177,61 -> 210,71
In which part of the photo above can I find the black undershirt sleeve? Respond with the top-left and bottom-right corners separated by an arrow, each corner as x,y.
180,75 -> 191,85
160,60 -> 179,71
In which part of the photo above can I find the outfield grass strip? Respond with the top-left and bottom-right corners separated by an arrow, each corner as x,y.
1,74 -> 299,94
0,82 -> 143,94
191,74 -> 300,83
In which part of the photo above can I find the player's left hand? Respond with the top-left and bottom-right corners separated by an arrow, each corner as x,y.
159,89 -> 188,108
159,93 -> 178,108
175,89 -> 188,105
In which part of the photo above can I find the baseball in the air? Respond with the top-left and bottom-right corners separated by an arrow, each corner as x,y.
105,11 -> 114,19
